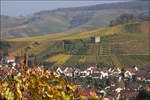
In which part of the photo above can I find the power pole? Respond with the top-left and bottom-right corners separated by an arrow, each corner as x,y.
34,55 -> 40,66
24,53 -> 29,67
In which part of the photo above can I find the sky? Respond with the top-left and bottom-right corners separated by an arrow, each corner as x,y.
0,0 -> 131,16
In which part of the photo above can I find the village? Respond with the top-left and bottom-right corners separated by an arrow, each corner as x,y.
0,56 -> 150,100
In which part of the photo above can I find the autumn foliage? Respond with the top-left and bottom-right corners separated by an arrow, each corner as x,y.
0,65 -> 102,100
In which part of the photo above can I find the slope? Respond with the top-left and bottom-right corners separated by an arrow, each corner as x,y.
1,0 -> 149,38
4,21 -> 150,69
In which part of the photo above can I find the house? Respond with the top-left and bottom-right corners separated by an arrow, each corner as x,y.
101,71 -> 109,78
124,91 -> 138,100
124,68 -> 136,75
114,92 -> 121,100
64,67 -> 73,77
86,66 -> 94,74
124,71 -> 133,79
48,67 -> 55,73
91,67 -> 108,78
111,66 -> 122,75
12,62 -> 16,67
99,90 -> 107,97
105,96 -> 115,100
91,73 -> 102,79
108,68 -> 113,74
118,76 -> 122,82
133,66 -> 139,72
79,89 -> 97,97
145,73 -> 150,82
91,68 -> 101,74
5,56 -> 15,63
143,85 -> 150,92
37,65 -> 44,71
80,70 -> 90,77
123,68 -> 136,79
56,67 -> 65,76
110,81 -> 116,87
74,68 -> 81,77
115,88 -> 123,93
136,71 -> 150,81
116,66 -> 122,74
91,36 -> 101,43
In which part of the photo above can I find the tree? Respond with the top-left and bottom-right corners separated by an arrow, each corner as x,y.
136,89 -> 150,100
110,13 -> 136,26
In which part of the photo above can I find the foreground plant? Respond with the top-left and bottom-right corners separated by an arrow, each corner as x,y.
0,66 -> 102,100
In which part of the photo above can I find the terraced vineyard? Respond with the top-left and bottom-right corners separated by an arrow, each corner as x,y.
3,21 -> 150,69
45,55 -> 149,69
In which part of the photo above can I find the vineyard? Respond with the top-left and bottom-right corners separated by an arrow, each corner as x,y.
2,21 -> 149,68
63,55 -> 150,68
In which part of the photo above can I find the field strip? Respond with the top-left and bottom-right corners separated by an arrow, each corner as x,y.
111,56 -> 121,66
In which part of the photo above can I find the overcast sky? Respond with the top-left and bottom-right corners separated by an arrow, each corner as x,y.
1,0 -> 132,16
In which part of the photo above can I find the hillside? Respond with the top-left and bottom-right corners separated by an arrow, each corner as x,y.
4,21 -> 150,69
1,0 -> 149,38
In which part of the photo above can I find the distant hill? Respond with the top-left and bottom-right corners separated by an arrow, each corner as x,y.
4,21 -> 150,69
1,0 -> 149,38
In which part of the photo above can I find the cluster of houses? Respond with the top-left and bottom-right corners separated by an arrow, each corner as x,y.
51,66 -> 150,99
55,65 -> 150,82
0,56 -> 150,99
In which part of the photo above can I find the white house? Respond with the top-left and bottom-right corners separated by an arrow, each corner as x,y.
12,62 -> 16,67
118,76 -> 122,82
56,67 -> 65,76
74,68 -> 81,77
0,64 -> 2,68
38,65 -> 44,72
99,90 -> 107,97
91,73 -> 102,79
6,56 -> 15,63
134,66 -> 139,72
101,71 -> 109,78
80,70 -> 90,77
124,71 -> 133,79
64,67 -> 73,77
86,66 -> 94,74
115,88 -> 123,93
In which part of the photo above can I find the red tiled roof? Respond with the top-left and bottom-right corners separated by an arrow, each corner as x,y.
110,86 -> 118,90
107,96 -> 114,100
65,67 -> 73,72
91,73 -> 102,77
59,67 -> 65,71
79,89 -> 97,96
124,68 -> 136,73
117,66 -> 122,69
137,73 -> 150,78
92,68 -> 108,73
143,85 -> 150,91
6,56 -> 15,61
125,92 -> 138,98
